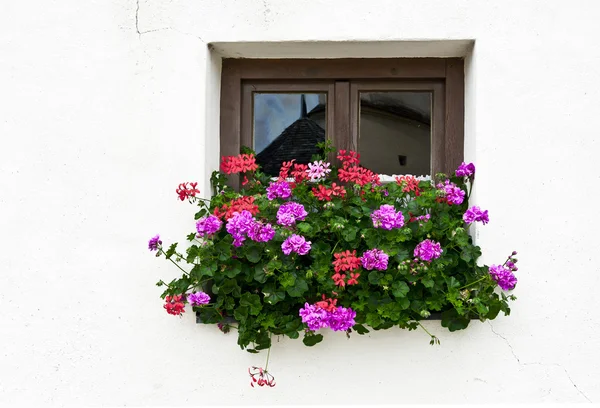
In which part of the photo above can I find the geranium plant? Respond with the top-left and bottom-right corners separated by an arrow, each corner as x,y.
150,142 -> 518,387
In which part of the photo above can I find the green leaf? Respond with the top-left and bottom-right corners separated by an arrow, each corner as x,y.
185,245 -> 199,263
342,227 -> 358,242
165,243 -> 178,259
286,331 -> 300,339
486,302 -> 501,320
264,290 -> 286,305
246,348 -> 259,354
224,261 -> 242,278
353,324 -> 370,335
368,271 -> 382,285
286,278 -> 308,297
279,272 -> 296,288
394,249 -> 410,262
441,309 -> 470,332
446,276 -> 460,290
246,247 -> 262,263
255,330 -> 271,350
365,312 -> 382,328
234,305 -> 249,322
297,222 -> 313,235
219,279 -> 241,297
392,281 -> 410,298
253,265 -> 268,283
302,333 -> 324,347
240,293 -> 262,315
421,278 -> 435,288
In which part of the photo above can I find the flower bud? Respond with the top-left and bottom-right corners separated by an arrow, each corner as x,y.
512,251 -> 518,256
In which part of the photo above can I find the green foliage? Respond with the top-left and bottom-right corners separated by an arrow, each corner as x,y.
153,150 -> 518,353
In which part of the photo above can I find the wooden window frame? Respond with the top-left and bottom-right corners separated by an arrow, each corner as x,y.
220,58 -> 464,187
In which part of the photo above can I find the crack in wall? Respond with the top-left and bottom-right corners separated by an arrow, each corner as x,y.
488,321 -> 521,364
135,0 -> 204,41
488,322 -> 592,403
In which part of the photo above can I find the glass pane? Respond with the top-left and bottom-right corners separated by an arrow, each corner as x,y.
358,92 -> 431,177
254,93 -> 326,176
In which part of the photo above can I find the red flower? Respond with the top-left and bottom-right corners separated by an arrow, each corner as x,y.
435,196 -> 449,205
291,163 -> 308,183
338,165 -> 380,187
221,153 -> 259,175
347,272 -> 360,286
279,159 -> 295,180
312,185 -> 332,201
176,182 -> 200,201
395,175 -> 421,195
214,196 -> 259,220
164,295 -> 185,316
312,183 -> 346,201
332,250 -> 361,275
249,366 -> 275,388
315,294 -> 338,312
337,149 -> 361,167
332,272 -> 347,287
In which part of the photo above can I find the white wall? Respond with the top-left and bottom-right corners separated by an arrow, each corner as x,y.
1,0 -> 600,405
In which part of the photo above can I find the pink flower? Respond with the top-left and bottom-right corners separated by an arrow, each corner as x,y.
306,160 -> 332,181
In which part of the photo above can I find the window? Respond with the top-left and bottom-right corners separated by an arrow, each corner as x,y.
220,58 -> 464,187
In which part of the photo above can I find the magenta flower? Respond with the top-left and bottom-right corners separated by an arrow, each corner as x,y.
414,239 -> 443,262
371,204 -> 405,230
463,206 -> 489,225
188,291 -> 211,306
456,162 -> 475,178
306,160 -> 332,181
361,249 -> 389,271
148,235 -> 162,251
489,264 -> 517,290
299,303 -> 329,331
299,302 -> 356,332
281,234 -> 311,255
276,202 -> 308,226
325,306 -> 356,331
226,210 -> 255,246
248,222 -> 276,243
266,180 -> 292,200
196,215 -> 223,237
437,180 -> 465,205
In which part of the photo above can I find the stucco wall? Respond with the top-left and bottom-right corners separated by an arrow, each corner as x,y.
1,0 -> 600,405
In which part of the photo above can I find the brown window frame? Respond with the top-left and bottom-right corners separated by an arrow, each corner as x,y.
220,58 -> 464,188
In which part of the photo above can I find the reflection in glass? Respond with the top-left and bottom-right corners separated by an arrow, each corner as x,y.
358,92 -> 431,177
254,93 -> 326,176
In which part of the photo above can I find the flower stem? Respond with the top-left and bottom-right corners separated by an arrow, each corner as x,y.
417,321 -> 439,345
467,179 -> 473,201
264,333 -> 272,372
417,321 -> 434,337
160,249 -> 190,276
458,275 -> 487,290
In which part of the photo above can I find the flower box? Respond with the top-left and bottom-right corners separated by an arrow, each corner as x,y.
150,142 -> 518,385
